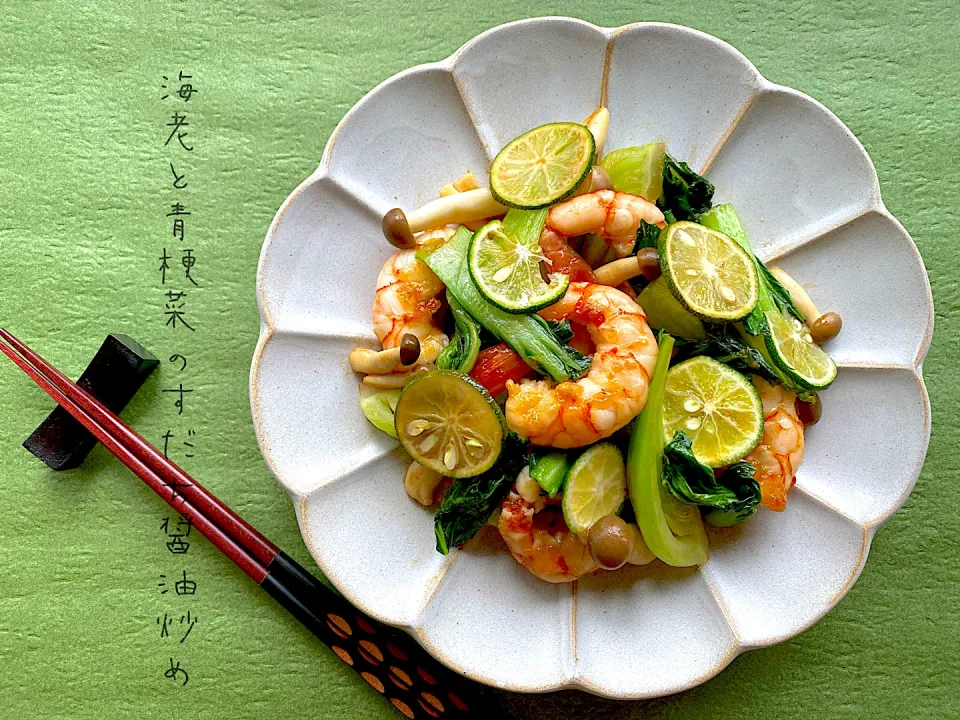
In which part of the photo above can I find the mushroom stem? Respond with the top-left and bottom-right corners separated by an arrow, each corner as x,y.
349,346 -> 403,375
403,461 -> 445,506
350,334 -> 422,375
573,165 -> 614,197
406,188 -> 507,233
769,267 -> 820,326
361,364 -> 432,389
361,372 -> 412,389
589,165 -> 613,191
594,256 -> 644,287
583,107 -> 610,157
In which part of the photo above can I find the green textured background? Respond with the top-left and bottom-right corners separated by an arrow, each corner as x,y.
0,1 -> 956,718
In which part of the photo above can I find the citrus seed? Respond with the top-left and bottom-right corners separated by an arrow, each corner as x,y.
405,420 -> 430,437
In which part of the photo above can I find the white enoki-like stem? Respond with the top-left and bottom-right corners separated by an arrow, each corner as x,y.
583,107 -> 609,157
622,523 -> 655,565
348,346 -> 405,375
406,107 -> 610,234
407,188 -> 507,233
769,266 -> 821,327
361,364 -> 432,388
594,256 -> 645,287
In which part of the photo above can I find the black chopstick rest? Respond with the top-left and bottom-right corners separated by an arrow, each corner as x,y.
23,334 -> 159,470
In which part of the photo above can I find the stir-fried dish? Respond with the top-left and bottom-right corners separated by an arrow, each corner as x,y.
349,109 -> 841,583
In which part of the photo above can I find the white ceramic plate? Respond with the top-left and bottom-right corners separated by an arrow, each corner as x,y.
250,18 -> 933,699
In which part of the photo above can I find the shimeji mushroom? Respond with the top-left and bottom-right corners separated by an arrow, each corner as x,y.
769,267 -> 842,343
348,334 -> 421,375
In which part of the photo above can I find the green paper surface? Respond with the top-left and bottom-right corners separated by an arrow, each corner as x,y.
0,1 -> 957,718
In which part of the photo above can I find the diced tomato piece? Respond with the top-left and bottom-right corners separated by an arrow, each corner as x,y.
469,343 -> 532,396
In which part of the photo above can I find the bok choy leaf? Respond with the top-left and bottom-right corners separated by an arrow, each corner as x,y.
627,333 -> 709,567
434,434 -> 528,554
673,323 -> 782,386
436,292 -> 481,373
661,431 -> 761,526
658,155 -> 715,221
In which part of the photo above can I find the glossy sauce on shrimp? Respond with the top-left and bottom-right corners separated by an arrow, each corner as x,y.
372,229 -> 453,365
505,282 -> 658,448
497,467 -> 597,583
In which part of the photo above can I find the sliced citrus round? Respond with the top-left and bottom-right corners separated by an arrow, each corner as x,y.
395,370 -> 504,478
660,221 -> 759,322
662,356 -> 763,468
561,443 -> 627,538
489,122 -> 595,209
764,308 -> 837,391
468,219 -> 569,313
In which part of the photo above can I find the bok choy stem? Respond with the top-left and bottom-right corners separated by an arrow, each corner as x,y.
626,333 -> 709,567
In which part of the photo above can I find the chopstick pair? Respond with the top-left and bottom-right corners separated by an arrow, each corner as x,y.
0,329 -> 511,720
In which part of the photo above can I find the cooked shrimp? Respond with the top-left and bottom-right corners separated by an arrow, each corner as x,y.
505,282 -> 658,448
743,377 -> 805,511
538,228 -> 597,283
546,190 -> 665,258
498,475 -> 597,583
372,229 -> 453,365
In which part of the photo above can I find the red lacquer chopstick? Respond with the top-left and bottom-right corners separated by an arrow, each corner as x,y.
0,329 -> 279,567
0,333 -> 267,581
0,330 -> 511,720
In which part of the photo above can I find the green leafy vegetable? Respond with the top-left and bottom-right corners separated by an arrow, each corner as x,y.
758,261 -> 805,324
434,434 -> 528,554
477,325 -> 500,350
528,450 -> 569,497
658,155 -> 715,221
698,203 -> 829,398
673,323 -> 781,385
501,206 -> 549,245
627,333 -> 709,567
418,227 -> 589,383
661,431 -> 761,526
531,315 -> 590,374
632,220 -> 661,254
636,276 -> 707,340
436,292 -> 481,373
704,462 -> 761,527
545,319 -> 575,344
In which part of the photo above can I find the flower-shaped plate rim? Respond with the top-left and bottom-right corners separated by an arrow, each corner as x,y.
250,17 -> 934,699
